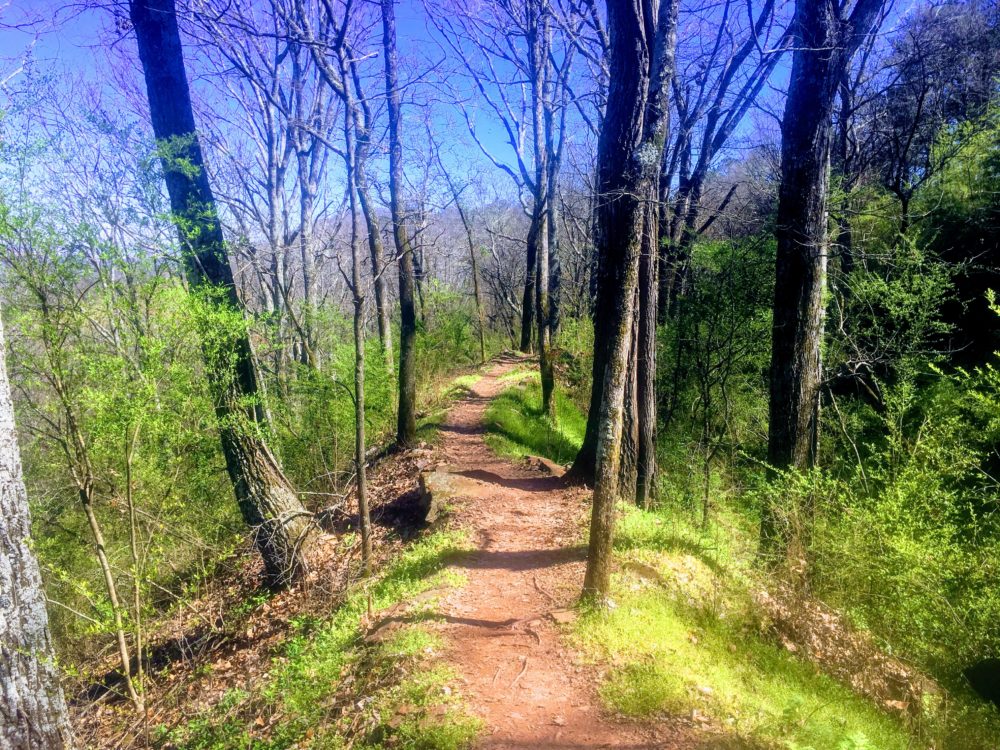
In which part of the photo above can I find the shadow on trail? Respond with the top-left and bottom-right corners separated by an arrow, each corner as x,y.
454,468 -> 566,493
446,545 -> 586,572
437,422 -> 486,436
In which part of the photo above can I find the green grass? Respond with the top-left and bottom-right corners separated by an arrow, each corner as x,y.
161,530 -> 481,749
416,373 -> 485,445
572,505 -> 916,750
483,376 -> 586,464
448,374 -> 482,391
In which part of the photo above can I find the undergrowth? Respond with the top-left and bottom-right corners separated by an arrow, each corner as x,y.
482,373 -> 586,464
414,372 -> 484,445
573,506 -> 914,749
159,530 -> 481,749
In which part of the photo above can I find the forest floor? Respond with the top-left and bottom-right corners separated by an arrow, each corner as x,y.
427,353 -> 690,749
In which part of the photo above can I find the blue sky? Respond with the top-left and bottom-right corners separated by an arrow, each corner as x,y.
1,0 -> 528,197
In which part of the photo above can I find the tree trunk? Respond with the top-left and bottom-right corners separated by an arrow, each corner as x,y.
130,0 -> 312,586
0,311 -> 75,750
548,194 -> 562,336
381,0 -> 418,447
520,232 -> 538,354
346,161 -> 374,574
582,0 -> 678,600
355,151 -> 394,370
572,0 -> 677,488
536,209 -> 556,420
529,2 -> 556,420
618,297 -> 639,494
436,145 -> 488,364
635,202 -> 659,508
762,0 -> 884,555
296,151 -> 317,361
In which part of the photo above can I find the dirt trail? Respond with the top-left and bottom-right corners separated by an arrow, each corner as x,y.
432,354 -> 685,749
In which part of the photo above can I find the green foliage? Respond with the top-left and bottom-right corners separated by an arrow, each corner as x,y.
656,238 -> 773,513
0,99 -> 496,676
575,505 -> 915,750
0,206 -> 240,653
553,316 -> 595,407
482,374 -> 586,464
814,367 -> 1000,678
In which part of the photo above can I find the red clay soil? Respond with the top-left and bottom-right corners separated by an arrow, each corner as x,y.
432,354 -> 690,749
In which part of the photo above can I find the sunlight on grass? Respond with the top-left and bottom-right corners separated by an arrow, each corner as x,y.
448,373 -> 482,392
483,378 -> 585,464
573,506 -> 914,750
163,530 -> 480,749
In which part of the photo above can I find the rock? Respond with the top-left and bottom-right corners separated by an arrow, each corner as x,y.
418,470 -> 461,523
964,658 -> 1000,708
525,455 -> 566,477
549,608 -> 578,625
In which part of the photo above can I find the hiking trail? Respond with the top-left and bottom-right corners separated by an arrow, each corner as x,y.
428,354 -> 688,749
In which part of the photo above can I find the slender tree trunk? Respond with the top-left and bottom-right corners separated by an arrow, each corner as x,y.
0,311 -> 76,750
546,106 -> 563,337
635,203 -> 659,508
355,156 -> 393,370
124,425 -> 149,738
457,208 -> 487,364
583,0 -> 678,600
835,73 -> 856,276
536,210 -> 556,420
38,315 -> 141,712
381,0 -> 418,446
435,145 -> 488,364
548,196 -> 562,335
296,152 -> 317,361
762,0 -> 884,555
472,252 -> 488,363
520,234 -> 538,354
618,297 -> 639,493
130,0 -> 312,586
79,484 -> 142,710
346,157 -> 374,574
529,2 -> 556,420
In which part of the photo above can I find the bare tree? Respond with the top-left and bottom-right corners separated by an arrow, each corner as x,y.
659,0 -> 789,317
130,0 -> 314,586
285,0 -> 395,370
431,134 -> 488,364
429,0 -> 576,361
381,0 -> 419,445
341,103 -> 374,573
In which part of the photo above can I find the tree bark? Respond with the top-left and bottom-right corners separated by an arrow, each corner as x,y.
0,311 -> 75,750
355,142 -> 394,370
345,146 -> 374,574
381,0 -> 419,447
529,0 -> 556,420
520,233 -> 538,354
295,149 -> 318,361
582,0 -> 678,599
635,201 -> 659,508
572,0 -> 677,487
130,0 -> 312,586
762,0 -> 884,555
